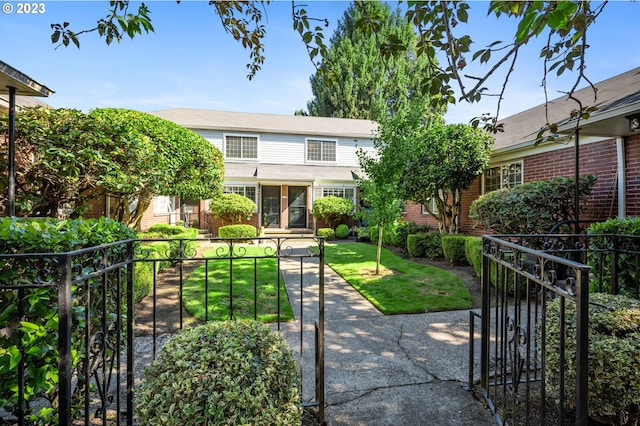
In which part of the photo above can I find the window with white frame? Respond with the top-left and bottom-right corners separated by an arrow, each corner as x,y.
224,185 -> 258,205
315,186 -> 356,207
422,198 -> 438,215
154,196 -> 176,214
307,139 -> 336,162
483,162 -> 523,193
225,135 -> 258,159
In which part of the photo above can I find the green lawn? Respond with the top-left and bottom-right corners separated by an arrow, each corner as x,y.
182,245 -> 294,322
324,242 -> 471,314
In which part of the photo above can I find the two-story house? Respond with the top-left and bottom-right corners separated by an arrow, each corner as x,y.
141,108 -> 378,234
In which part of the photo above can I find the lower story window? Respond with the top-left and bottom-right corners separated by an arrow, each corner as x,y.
224,185 -> 257,205
484,162 -> 523,193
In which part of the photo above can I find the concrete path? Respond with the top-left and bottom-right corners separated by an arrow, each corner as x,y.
278,252 -> 497,426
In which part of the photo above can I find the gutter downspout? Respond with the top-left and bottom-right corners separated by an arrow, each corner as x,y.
616,137 -> 626,218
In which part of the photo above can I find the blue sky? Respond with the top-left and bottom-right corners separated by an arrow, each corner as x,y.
1,1 -> 639,124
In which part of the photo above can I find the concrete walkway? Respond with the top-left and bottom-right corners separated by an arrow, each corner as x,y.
278,252 -> 497,426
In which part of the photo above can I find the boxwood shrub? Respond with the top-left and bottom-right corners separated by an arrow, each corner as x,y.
587,217 -> 640,296
218,224 -> 257,239
136,320 -> 302,425
335,224 -> 350,239
407,233 -> 426,257
539,293 -> 640,424
317,228 -> 335,240
464,236 -> 483,277
396,222 -> 430,251
422,232 -> 444,259
441,235 -> 468,265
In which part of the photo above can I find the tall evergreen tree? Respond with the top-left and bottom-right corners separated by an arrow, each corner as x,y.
306,1 -> 434,121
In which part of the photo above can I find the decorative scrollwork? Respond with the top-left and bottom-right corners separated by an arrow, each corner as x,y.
210,299 -> 252,320
546,269 -> 557,286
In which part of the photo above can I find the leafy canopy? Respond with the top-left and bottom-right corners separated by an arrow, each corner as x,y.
208,193 -> 257,225
51,1 -> 607,132
397,123 -> 494,234
1,107 -> 224,228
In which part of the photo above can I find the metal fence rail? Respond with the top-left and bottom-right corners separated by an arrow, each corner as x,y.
479,235 -> 590,425
0,237 -> 325,425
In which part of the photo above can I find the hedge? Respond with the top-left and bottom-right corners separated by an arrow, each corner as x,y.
218,224 -> 257,239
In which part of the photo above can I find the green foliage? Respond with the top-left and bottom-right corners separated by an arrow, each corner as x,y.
539,293 -> 640,425
464,237 -> 483,277
357,226 -> 370,241
147,223 -> 190,235
0,217 -> 135,423
2,107 -> 224,229
335,224 -> 350,239
208,193 -> 257,225
218,224 -> 258,239
136,320 -> 302,425
312,196 -> 354,229
398,123 -> 494,234
469,175 -> 597,234
422,232 -> 444,259
396,222 -> 431,251
316,228 -> 335,240
407,233 -> 426,257
587,217 -> 640,296
441,235 -> 469,265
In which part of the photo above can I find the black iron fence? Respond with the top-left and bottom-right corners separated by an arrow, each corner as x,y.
0,237 -> 325,425
473,233 -> 640,425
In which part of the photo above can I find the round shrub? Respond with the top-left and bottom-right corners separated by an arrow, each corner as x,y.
209,193 -> 257,224
540,293 -> 640,425
317,228 -> 335,240
218,224 -> 257,238
335,224 -> 350,239
313,196 -> 354,229
136,320 -> 302,425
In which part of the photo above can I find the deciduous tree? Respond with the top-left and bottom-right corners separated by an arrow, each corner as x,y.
397,123 -> 494,234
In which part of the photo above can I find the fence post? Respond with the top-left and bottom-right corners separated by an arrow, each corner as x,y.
57,254 -> 72,425
317,238 -> 325,425
575,267 -> 590,424
127,241 -> 135,426
480,238 -> 490,390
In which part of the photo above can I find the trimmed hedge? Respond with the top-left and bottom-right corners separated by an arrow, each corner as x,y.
422,232 -> 444,259
540,293 -> 640,425
464,236 -> 483,277
218,224 -> 257,239
136,320 -> 302,425
441,235 -> 468,265
317,228 -> 335,240
407,233 -> 426,257
588,217 -> 640,296
395,222 -> 430,251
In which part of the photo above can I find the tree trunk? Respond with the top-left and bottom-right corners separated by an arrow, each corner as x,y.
376,223 -> 383,275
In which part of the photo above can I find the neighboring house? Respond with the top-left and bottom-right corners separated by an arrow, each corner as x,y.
0,94 -> 50,110
141,109 -> 378,234
406,67 -> 640,235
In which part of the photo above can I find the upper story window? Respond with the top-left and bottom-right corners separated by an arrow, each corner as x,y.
224,185 -> 257,205
225,135 -> 258,160
307,139 -> 336,162
483,161 -> 523,193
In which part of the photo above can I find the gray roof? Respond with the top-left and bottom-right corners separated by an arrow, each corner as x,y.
224,162 -> 360,182
0,60 -> 54,98
0,95 -> 51,110
494,67 -> 640,151
150,108 -> 378,139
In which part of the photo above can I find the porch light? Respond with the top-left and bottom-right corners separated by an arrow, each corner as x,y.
626,113 -> 640,132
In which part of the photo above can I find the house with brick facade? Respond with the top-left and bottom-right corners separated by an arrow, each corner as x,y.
404,67 -> 640,235
139,109 -> 377,234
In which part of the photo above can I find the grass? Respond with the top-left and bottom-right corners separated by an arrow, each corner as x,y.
182,245 -> 294,322
324,242 -> 472,314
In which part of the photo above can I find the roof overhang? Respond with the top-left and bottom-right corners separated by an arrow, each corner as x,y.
0,60 -> 54,97
556,102 -> 640,137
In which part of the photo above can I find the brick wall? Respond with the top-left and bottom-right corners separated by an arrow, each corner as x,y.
525,138 -> 618,222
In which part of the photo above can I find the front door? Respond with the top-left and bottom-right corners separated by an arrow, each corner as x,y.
288,186 -> 307,228
261,186 -> 280,227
